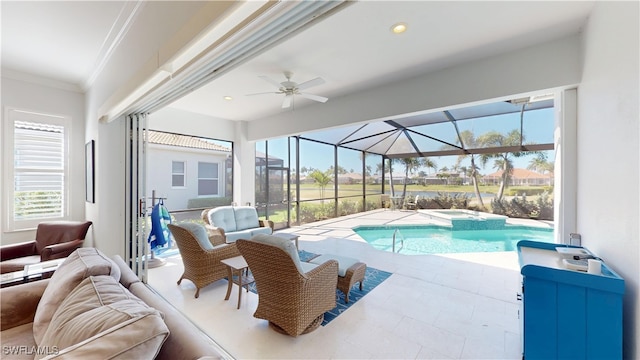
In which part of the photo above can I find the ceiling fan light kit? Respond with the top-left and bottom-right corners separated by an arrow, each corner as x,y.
246,71 -> 328,109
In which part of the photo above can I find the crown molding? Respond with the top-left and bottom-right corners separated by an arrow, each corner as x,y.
1,68 -> 83,93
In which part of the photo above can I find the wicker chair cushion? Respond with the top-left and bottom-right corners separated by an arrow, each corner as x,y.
208,207 -> 237,232
251,234 -> 305,274
177,223 -> 213,250
234,207 -> 260,230
309,254 -> 359,277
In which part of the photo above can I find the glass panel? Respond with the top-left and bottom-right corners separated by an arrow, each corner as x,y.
303,124 -> 363,144
299,139 -> 335,200
337,147 -> 363,213
523,108 -> 554,145
338,196 -> 361,216
456,112 -> 521,150
365,152 -> 383,209
267,137 -> 288,168
172,161 -> 184,173
172,174 -> 184,187
296,199 -> 335,225
198,162 -> 217,178
365,131 -> 401,154
197,179 -> 217,195
267,168 -> 288,229
393,111 -> 450,127
342,121 -> 396,143
409,122 -> 461,149
255,140 -> 267,207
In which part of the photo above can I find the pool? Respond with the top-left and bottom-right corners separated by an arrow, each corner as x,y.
420,209 -> 508,230
353,224 -> 554,255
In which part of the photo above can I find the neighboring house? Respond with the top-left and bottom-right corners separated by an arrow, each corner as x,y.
146,131 -> 231,211
483,168 -> 554,186
337,172 -> 362,184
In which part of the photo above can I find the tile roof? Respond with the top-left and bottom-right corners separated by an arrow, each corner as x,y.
483,168 -> 552,179
147,130 -> 230,152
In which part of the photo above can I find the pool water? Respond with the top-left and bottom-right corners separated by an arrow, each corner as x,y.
353,225 -> 554,255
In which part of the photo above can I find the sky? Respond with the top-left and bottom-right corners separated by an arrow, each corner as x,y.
261,107 -> 555,176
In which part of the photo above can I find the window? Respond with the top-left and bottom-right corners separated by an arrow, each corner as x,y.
4,108 -> 69,230
171,161 -> 185,187
198,162 -> 218,196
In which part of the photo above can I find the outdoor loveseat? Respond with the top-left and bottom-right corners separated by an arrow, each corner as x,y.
203,206 -> 273,243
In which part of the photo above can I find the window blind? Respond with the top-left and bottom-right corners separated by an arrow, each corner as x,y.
13,120 -> 65,220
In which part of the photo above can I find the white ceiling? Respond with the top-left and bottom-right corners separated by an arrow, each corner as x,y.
1,1 -> 595,121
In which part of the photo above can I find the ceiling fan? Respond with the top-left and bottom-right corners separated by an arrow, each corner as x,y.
246,71 -> 328,109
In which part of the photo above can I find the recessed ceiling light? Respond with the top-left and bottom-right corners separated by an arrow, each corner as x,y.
223,96 -> 233,101
391,22 -> 407,34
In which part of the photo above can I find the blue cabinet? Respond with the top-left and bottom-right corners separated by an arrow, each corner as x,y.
517,240 -> 624,359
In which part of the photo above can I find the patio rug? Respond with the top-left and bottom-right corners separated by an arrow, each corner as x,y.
248,250 -> 392,326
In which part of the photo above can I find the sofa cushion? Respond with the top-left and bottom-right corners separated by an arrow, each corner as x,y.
33,248 -> 120,345
175,223 -> 213,250
37,275 -> 169,360
208,207 -> 237,232
1,323 -> 37,360
251,234 -> 304,274
250,226 -> 273,237
233,206 -> 259,231
225,229 -> 254,243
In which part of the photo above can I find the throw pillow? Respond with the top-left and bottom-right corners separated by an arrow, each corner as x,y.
37,275 -> 169,360
33,248 -> 121,345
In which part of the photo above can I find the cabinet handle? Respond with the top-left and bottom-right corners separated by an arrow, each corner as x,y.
516,293 -> 522,301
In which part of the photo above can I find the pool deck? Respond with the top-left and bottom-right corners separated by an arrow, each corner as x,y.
150,209 -> 555,359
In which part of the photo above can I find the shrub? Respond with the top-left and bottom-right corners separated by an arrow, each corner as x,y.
418,192 -> 469,209
187,197 -> 233,209
491,191 -> 554,220
506,187 -> 553,196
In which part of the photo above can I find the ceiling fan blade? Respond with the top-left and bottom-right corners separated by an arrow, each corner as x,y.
258,75 -> 283,89
282,94 -> 293,108
299,93 -> 328,103
245,91 -> 278,96
296,77 -> 325,91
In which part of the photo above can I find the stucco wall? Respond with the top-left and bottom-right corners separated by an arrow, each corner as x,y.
0,77 -> 87,245
578,2 -> 639,357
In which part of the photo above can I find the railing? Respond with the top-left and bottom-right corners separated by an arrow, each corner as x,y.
392,228 -> 405,253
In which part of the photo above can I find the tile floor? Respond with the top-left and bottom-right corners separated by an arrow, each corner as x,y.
148,209 -> 550,359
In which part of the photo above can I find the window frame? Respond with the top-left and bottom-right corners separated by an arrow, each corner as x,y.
197,161 -> 219,196
171,160 -> 186,188
3,107 -> 71,231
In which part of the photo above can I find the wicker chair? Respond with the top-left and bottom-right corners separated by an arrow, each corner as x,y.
236,235 -> 338,336
167,223 -> 240,298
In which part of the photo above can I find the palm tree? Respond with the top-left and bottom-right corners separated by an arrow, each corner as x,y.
456,130 -> 486,210
478,129 -> 524,202
399,157 -> 422,198
423,158 -> 438,175
308,169 -> 333,201
528,152 -> 554,186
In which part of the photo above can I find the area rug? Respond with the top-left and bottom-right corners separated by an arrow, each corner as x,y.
249,250 -> 393,326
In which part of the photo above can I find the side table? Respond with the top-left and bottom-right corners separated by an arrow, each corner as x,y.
220,255 -> 254,309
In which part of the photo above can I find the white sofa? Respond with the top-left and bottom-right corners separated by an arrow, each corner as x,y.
204,206 -> 273,243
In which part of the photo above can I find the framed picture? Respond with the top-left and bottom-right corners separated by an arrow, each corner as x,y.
85,140 -> 95,203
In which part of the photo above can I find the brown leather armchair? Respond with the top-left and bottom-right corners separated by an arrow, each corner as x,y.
0,221 -> 92,274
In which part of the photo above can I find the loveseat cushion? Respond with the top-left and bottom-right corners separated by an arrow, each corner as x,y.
208,207 -> 237,232
33,248 -> 121,344
233,206 -> 260,231
36,275 -> 169,360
